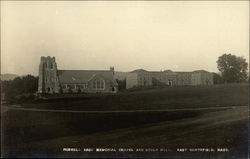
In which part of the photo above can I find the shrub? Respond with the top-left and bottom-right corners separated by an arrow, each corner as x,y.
13,93 -> 37,104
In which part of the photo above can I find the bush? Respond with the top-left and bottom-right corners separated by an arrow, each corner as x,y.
12,93 -> 36,104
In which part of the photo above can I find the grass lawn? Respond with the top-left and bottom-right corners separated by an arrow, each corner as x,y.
18,83 -> 249,111
2,107 -> 248,158
1,83 -> 248,158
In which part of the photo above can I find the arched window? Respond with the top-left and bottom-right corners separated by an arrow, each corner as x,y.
93,79 -> 105,90
62,84 -> 67,89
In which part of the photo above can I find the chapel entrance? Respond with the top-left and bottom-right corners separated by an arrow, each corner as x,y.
111,87 -> 116,93
168,80 -> 173,86
47,87 -> 53,93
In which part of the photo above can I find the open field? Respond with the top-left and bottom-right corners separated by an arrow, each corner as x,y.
2,107 -> 248,158
1,84 -> 249,158
15,83 -> 249,111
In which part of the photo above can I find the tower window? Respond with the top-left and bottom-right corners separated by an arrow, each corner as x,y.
50,63 -> 53,69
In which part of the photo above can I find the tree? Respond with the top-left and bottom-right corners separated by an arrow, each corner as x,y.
1,74 -> 38,101
212,72 -> 224,84
217,54 -> 248,83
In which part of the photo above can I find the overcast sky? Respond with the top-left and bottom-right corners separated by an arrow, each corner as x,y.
1,1 -> 249,76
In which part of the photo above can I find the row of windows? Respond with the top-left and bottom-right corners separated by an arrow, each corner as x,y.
61,79 -> 106,90
62,84 -> 87,89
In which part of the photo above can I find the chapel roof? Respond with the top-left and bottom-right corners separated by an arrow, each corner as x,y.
57,70 -> 115,84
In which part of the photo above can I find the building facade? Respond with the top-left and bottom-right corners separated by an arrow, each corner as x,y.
126,69 -> 152,89
126,69 -> 214,89
191,70 -> 214,85
38,56 -> 214,92
38,56 -> 118,94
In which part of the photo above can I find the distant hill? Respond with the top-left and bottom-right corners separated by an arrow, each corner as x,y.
0,74 -> 19,81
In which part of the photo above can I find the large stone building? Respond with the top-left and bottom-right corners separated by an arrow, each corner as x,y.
38,56 -> 118,94
126,69 -> 152,89
126,69 -> 213,89
38,56 -> 214,93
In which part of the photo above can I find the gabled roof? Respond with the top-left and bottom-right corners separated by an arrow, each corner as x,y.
164,70 -> 173,73
130,69 -> 148,73
57,70 -> 115,84
192,70 -> 210,73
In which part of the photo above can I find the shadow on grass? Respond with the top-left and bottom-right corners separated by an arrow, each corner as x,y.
2,109 -> 213,147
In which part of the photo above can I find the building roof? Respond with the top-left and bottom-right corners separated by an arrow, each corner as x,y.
192,70 -> 210,73
114,71 -> 130,80
164,70 -> 173,73
57,70 -> 116,84
130,69 -> 148,73
149,71 -> 162,73
149,71 -> 177,76
174,71 -> 192,74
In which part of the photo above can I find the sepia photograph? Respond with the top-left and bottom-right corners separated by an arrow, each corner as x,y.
1,1 -> 249,158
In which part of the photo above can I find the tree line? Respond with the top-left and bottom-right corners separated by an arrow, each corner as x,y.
1,75 -> 38,102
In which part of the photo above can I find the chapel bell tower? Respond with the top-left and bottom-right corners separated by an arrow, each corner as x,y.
38,56 -> 59,93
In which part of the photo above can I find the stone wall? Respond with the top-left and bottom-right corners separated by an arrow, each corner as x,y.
126,73 -> 138,89
191,72 -> 214,85
165,72 -> 177,86
176,72 -> 192,86
150,72 -> 166,86
137,71 -> 152,87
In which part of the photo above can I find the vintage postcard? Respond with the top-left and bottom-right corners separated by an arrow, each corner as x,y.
1,1 -> 249,158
